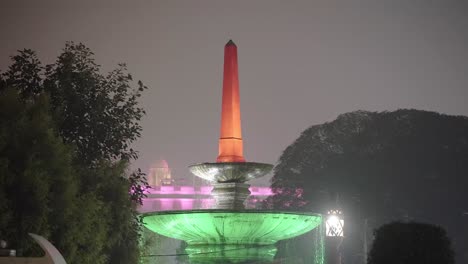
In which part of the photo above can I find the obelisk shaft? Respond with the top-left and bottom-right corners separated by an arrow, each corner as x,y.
217,40 -> 246,162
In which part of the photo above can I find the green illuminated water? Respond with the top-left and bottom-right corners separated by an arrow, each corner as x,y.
142,210 -> 324,263
314,221 -> 326,264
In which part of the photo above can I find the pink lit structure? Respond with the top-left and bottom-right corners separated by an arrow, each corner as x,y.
139,185 -> 273,213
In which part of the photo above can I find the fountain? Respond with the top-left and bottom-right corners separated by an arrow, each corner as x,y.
142,40 -> 323,263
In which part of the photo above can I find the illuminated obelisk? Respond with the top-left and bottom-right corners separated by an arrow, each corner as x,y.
189,40 -> 273,209
217,40 -> 245,163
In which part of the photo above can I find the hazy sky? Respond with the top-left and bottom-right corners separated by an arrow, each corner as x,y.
2,1 -> 468,185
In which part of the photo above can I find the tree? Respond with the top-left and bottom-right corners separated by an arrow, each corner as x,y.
368,222 -> 454,264
1,43 -> 148,263
43,43 -> 146,165
268,110 -> 468,263
0,88 -> 79,257
42,43 -> 147,263
2,44 -> 148,201
1,49 -> 43,99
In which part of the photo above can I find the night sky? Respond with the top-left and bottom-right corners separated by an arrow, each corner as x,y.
2,1 -> 468,185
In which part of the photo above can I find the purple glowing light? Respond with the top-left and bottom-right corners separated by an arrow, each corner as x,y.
144,186 -> 273,196
139,198 -> 215,212
139,186 -> 273,212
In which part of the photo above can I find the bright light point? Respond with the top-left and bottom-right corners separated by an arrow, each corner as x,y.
328,215 -> 339,225
326,211 -> 344,237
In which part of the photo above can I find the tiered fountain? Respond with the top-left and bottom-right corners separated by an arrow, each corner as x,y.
142,40 -> 323,263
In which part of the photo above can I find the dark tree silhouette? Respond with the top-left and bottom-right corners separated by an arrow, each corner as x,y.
1,43 -> 148,263
368,222 -> 454,264
268,110 -> 468,263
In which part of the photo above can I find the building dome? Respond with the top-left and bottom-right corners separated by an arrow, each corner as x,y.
153,159 -> 169,169
148,159 -> 173,186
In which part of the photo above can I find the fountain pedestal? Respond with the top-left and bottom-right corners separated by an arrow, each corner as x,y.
211,182 -> 250,209
186,244 -> 277,264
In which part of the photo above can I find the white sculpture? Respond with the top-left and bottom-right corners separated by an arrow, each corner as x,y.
0,233 -> 66,264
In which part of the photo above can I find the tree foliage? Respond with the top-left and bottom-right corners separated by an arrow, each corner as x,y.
0,43 -> 148,263
2,49 -> 43,99
268,110 -> 468,263
368,222 -> 454,264
0,89 -> 79,256
44,43 -> 146,164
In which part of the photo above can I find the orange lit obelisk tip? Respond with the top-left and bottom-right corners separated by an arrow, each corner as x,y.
217,40 -> 245,163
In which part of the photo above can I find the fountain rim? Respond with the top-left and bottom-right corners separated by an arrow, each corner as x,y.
140,209 -> 322,218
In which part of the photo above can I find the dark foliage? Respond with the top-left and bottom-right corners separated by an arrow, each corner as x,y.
368,222 -> 454,264
1,49 -> 43,99
268,110 -> 468,263
44,43 -> 146,165
0,43 -> 148,263
0,89 -> 88,258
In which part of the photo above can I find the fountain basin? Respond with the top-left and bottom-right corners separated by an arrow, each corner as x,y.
142,210 -> 322,245
189,162 -> 273,183
185,244 -> 278,264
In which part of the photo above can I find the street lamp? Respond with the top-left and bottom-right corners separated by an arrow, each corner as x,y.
326,210 -> 344,237
325,209 -> 344,264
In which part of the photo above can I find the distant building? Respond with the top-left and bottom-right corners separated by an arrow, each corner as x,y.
147,159 -> 174,186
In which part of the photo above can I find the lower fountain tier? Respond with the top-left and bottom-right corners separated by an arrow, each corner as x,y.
142,210 -> 322,245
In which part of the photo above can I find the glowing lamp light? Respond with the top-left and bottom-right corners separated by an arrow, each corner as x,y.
326,210 -> 344,237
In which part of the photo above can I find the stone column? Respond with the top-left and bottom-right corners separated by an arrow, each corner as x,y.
211,182 -> 251,209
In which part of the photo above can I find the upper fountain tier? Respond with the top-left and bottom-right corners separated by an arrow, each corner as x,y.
189,162 -> 272,183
